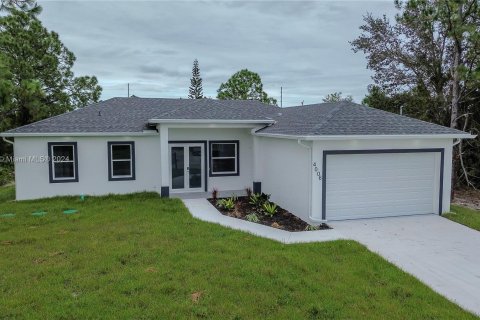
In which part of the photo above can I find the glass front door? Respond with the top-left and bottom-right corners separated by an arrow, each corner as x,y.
170,143 -> 204,192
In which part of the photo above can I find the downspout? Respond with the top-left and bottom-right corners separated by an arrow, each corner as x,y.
2,137 -> 14,145
297,139 -> 314,221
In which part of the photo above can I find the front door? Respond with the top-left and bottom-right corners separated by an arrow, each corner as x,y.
169,143 -> 205,192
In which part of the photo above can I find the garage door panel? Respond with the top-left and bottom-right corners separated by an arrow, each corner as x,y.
327,203 -> 434,220
328,188 -> 435,202
327,179 -> 434,191
325,151 -> 439,220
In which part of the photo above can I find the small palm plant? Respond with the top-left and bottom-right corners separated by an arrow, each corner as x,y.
217,197 -> 235,211
262,202 -> 278,217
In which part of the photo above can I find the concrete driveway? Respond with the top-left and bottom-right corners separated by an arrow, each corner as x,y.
330,214 -> 480,316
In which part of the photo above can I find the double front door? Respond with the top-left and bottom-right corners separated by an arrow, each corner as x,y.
169,143 -> 205,192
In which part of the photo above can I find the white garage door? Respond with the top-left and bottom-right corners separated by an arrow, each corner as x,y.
325,151 -> 441,220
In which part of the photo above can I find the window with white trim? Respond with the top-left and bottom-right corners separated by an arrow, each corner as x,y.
209,141 -> 239,176
48,142 -> 78,183
108,142 -> 135,181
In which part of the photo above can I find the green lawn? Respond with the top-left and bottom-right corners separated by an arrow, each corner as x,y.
0,189 -> 477,319
445,205 -> 480,231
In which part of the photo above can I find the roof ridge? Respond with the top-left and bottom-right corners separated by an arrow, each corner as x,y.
311,103 -> 344,133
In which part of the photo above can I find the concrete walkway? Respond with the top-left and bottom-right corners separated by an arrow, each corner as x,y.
329,215 -> 480,316
183,199 -> 480,316
182,198 -> 345,244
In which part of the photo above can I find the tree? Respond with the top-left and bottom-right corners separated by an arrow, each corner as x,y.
0,10 -> 102,133
0,0 -> 41,14
322,92 -> 353,103
352,0 -> 480,189
188,59 -> 203,99
217,69 -> 277,105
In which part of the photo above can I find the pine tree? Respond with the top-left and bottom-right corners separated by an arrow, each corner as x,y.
188,59 -> 203,99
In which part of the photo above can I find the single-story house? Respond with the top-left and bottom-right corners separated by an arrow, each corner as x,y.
0,97 -> 474,222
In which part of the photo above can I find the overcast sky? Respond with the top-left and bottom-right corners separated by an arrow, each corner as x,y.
38,0 -> 397,107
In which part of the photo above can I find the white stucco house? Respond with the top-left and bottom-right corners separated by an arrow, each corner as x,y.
0,97 -> 474,222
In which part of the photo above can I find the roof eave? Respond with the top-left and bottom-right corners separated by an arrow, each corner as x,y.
0,131 -> 159,137
148,119 -> 276,124
253,132 -> 476,140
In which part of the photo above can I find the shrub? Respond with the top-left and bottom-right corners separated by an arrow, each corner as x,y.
211,188 -> 218,202
249,192 -> 271,208
249,193 -> 262,207
0,165 -> 13,186
304,225 -> 319,231
245,213 -> 260,223
262,202 -> 278,217
216,198 -> 235,211
245,187 -> 252,198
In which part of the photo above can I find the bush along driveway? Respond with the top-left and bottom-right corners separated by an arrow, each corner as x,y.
0,191 -> 477,319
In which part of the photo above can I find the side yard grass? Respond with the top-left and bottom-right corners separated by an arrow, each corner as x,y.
445,205 -> 480,231
0,189 -> 477,319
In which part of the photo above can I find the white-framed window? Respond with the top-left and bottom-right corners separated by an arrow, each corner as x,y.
48,142 -> 78,183
209,141 -> 239,176
108,142 -> 135,181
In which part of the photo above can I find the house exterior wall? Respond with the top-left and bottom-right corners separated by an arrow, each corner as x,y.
255,136 -> 311,221
13,135 -> 161,200
310,138 -> 454,221
168,127 -> 254,193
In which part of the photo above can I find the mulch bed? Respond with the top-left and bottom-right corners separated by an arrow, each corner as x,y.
208,196 -> 331,232
453,188 -> 480,211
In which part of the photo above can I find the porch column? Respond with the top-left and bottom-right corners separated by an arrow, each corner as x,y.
159,125 -> 170,197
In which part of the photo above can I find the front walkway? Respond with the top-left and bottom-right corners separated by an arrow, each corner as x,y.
183,199 -> 480,316
182,198 -> 345,244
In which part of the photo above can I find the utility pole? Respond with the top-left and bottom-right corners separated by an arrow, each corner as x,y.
280,86 -> 283,108
127,83 -> 130,97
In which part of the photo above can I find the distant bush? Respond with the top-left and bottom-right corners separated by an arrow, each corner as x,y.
0,164 -> 13,186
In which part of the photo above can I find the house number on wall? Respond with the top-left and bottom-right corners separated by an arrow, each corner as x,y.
313,162 -> 322,181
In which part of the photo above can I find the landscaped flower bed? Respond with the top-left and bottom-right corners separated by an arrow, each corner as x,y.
208,189 -> 330,232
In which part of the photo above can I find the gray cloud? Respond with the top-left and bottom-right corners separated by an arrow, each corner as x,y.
38,0 -> 397,106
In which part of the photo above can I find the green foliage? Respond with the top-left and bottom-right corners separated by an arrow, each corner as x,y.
0,189 -> 476,318
0,10 -> 102,134
0,164 -> 13,186
305,224 -> 319,231
352,0 -> 480,188
249,192 -> 270,208
323,92 -> 353,103
217,69 -> 277,105
216,197 -> 235,211
245,212 -> 260,223
188,59 -> 203,99
445,205 -> 480,232
262,202 -> 278,217
249,193 -> 262,207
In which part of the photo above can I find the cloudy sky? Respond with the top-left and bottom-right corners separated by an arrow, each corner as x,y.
38,0 -> 397,107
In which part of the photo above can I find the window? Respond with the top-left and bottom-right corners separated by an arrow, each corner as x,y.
48,142 -> 78,183
209,141 -> 239,176
108,142 -> 135,181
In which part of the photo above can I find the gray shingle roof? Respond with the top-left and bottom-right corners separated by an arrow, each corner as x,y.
257,102 -> 468,136
3,97 -> 278,134
1,98 -> 469,137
